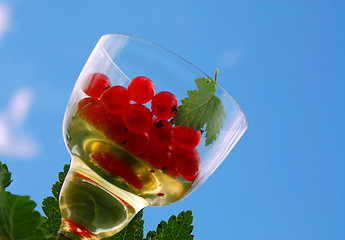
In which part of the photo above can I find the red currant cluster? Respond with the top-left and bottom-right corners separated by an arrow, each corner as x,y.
77,73 -> 202,187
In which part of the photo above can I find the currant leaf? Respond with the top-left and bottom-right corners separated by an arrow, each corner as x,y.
52,164 -> 70,199
173,76 -> 225,146
0,161 -> 12,189
0,161 -> 56,240
144,210 -> 194,240
41,197 -> 61,236
41,164 -> 70,235
145,231 -> 156,240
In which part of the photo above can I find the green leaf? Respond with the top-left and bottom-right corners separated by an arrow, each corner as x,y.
173,76 -> 225,146
52,164 -> 70,200
145,231 -> 156,240
41,197 -> 61,236
41,164 -> 70,235
0,161 -> 12,189
195,76 -> 217,94
145,211 -> 194,240
204,95 -> 225,146
102,210 -> 144,240
0,192 -> 56,240
0,162 -> 56,240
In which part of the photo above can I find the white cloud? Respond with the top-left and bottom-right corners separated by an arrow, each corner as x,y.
0,3 -> 11,40
220,47 -> 245,68
0,89 -> 38,159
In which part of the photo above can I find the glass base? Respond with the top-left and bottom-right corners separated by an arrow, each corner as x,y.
58,219 -> 96,240
59,156 -> 148,239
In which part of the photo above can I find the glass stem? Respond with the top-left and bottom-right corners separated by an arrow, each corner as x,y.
58,219 -> 97,240
58,157 -> 148,239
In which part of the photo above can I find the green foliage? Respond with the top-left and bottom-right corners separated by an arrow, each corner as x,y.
0,162 -> 12,189
0,162 -> 195,239
41,197 -> 61,236
52,164 -> 70,200
173,76 -> 225,146
0,162 -> 56,240
145,231 -> 156,239
145,211 -> 194,240
41,164 -> 70,235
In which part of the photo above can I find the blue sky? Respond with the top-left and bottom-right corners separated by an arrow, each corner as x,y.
0,0 -> 344,239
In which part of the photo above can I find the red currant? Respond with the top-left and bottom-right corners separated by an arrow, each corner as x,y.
148,120 -> 174,147
100,85 -> 130,114
144,144 -> 172,169
174,126 -> 202,149
77,97 -> 97,111
173,147 -> 200,181
92,153 -> 142,189
164,161 -> 180,178
102,113 -> 130,145
151,91 -> 178,120
83,73 -> 111,99
122,104 -> 153,134
78,101 -> 108,127
92,152 -> 112,168
125,133 -> 149,156
128,76 -> 155,104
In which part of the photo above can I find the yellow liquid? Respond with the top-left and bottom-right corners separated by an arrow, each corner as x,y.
59,110 -> 193,239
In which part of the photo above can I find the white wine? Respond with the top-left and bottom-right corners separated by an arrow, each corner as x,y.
59,110 -> 193,239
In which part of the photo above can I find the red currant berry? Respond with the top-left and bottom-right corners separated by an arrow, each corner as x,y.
151,91 -> 178,120
79,101 -> 108,127
164,161 -> 180,178
100,85 -> 130,114
174,126 -> 202,149
102,113 -> 130,145
77,97 -> 97,111
122,104 -> 153,134
128,76 -> 155,104
148,120 -> 174,147
92,152 -> 112,168
173,147 -> 200,182
126,133 -> 149,156
144,144 -> 172,169
83,73 -> 111,99
92,153 -> 142,189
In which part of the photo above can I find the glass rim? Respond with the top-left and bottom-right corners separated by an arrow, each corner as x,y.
100,33 -> 248,128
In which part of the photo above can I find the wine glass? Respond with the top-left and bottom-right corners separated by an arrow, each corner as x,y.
59,33 -> 247,239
